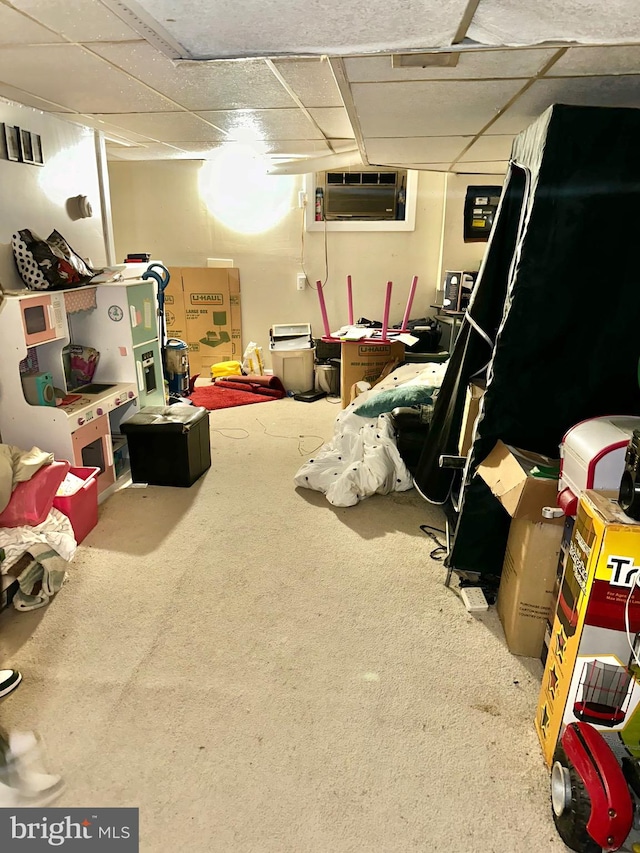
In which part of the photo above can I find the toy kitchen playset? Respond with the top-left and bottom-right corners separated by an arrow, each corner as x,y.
0,277 -> 165,499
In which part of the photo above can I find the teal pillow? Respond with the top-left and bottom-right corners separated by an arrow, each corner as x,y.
354,384 -> 436,417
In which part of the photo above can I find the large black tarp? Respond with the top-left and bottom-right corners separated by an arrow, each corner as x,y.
414,104 -> 640,579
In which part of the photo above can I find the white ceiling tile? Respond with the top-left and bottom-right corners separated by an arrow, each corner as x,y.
162,140 -> 333,156
548,46 -> 640,77
395,163 -> 451,171
367,136 -> 471,164
489,76 -> 640,134
12,0 -> 141,42
272,58 -> 343,107
107,138 -> 335,161
94,112 -> 227,143
468,0 -> 640,46
195,109 -> 324,140
58,114 -> 157,144
457,134 -> 514,162
259,140 -> 332,155
329,139 -> 361,153
343,48 -> 558,83
402,162 -> 506,174
0,45 -> 176,113
106,143 -> 190,160
0,5 -> 65,44
352,79 -> 525,136
453,162 -> 508,174
91,43 -> 297,110
0,85 -> 72,112
132,0 -> 470,58
307,108 -> 353,139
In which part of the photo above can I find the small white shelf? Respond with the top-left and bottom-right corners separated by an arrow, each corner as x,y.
304,170 -> 417,233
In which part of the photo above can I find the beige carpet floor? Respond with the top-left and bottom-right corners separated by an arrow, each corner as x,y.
0,397 -> 566,852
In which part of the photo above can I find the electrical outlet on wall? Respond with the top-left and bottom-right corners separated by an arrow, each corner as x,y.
296,273 -> 307,291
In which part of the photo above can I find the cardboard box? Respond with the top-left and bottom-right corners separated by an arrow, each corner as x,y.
340,341 -> 405,408
163,281 -> 187,342
478,441 -> 563,657
536,490 -> 640,767
497,519 -> 562,657
458,380 -> 485,456
477,440 -> 561,523
166,267 -> 242,376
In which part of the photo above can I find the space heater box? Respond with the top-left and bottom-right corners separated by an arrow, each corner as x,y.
558,415 -> 640,516
536,490 -> 640,767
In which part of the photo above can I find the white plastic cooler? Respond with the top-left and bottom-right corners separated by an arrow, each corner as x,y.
269,323 -> 315,393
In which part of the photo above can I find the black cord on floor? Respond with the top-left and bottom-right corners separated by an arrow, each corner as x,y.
419,524 -> 447,561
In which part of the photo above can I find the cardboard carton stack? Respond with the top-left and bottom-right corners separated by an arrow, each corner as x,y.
166,267 -> 242,377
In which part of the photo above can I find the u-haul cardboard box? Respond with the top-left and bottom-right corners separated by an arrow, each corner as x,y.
166,267 -> 242,376
536,490 -> 640,767
339,341 -> 405,408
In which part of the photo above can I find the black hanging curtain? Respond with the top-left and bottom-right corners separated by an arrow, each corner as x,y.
414,103 -> 640,580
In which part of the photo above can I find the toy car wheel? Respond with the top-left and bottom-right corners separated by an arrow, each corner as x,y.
551,744 -> 601,853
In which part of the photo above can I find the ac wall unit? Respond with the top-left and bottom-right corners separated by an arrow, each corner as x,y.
322,171 -> 401,220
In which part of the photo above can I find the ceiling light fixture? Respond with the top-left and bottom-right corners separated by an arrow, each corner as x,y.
199,145 -> 295,234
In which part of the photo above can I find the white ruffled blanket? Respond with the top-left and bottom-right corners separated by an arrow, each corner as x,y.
294,362 -> 447,507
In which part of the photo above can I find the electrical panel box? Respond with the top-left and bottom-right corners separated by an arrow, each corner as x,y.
463,185 -> 502,242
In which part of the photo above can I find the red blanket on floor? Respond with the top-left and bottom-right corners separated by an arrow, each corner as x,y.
188,375 -> 287,410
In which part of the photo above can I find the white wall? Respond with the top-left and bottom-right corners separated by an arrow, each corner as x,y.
108,160 -> 451,364
0,102 -> 107,293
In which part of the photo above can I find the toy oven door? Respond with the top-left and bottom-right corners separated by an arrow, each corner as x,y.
71,416 -> 115,495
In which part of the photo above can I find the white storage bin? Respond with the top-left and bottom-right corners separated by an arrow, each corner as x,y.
271,347 -> 315,392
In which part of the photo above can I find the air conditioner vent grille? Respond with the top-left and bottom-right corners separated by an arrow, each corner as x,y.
325,171 -> 398,187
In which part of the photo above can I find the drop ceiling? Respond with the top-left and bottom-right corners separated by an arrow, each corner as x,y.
0,0 -> 638,174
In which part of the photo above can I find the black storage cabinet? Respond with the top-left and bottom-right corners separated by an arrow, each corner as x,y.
121,405 -> 211,487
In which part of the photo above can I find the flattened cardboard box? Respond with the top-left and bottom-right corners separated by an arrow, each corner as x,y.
340,341 -> 405,408
166,267 -> 242,376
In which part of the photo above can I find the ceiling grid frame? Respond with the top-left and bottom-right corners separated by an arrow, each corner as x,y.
0,0 -> 635,170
